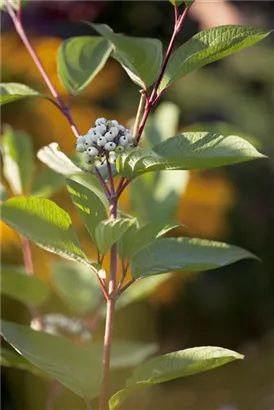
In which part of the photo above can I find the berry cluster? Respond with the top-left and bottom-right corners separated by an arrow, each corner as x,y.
75,118 -> 134,167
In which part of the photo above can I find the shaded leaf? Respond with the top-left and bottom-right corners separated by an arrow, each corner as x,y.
109,346 -> 243,409
0,82 -> 42,105
87,23 -> 162,88
131,237 -> 258,278
1,320 -> 157,399
31,166 -> 65,197
1,266 -> 50,306
160,25 -> 271,90
37,142 -> 82,176
67,174 -> 107,243
0,347 -> 46,377
0,182 -> 8,201
1,197 -> 93,268
51,260 -> 101,316
57,36 -> 113,94
95,218 -> 136,255
1,127 -> 35,195
116,273 -> 172,310
117,132 -> 265,179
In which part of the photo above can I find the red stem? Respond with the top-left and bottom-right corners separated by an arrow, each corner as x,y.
136,6 -> 190,144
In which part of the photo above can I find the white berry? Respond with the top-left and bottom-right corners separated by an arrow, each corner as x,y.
87,147 -> 99,156
109,126 -> 119,137
119,135 -> 128,146
104,142 -> 116,151
87,127 -> 96,134
109,154 -> 117,164
77,136 -> 86,144
85,135 -> 94,147
126,143 -> 135,149
97,136 -> 107,147
119,125 -> 125,132
124,130 -> 132,139
105,131 -> 115,142
76,143 -> 86,152
95,117 -> 107,126
96,124 -> 107,135
110,120 -> 119,127
84,152 -> 95,163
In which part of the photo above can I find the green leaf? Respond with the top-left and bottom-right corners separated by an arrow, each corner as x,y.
57,36 -> 113,94
117,132 -> 265,179
1,197 -> 93,268
1,320 -> 157,399
31,167 -> 65,197
130,237 -> 258,279
0,347 -> 46,377
120,221 -> 181,261
51,260 -> 101,316
87,23 -> 163,89
117,219 -> 139,260
67,174 -> 108,243
0,182 -> 8,202
1,266 -> 50,306
116,273 -> 172,310
160,25 -> 271,90
1,127 -> 35,195
37,142 -> 82,176
109,346 -> 243,409
95,218 -> 136,255
0,82 -> 42,105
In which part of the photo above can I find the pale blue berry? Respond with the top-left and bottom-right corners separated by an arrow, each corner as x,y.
119,135 -> 128,146
77,136 -> 86,144
97,136 -> 107,147
109,153 -> 117,164
85,135 -> 94,147
109,126 -> 119,137
76,143 -> 86,152
119,125 -> 125,132
105,131 -> 115,142
96,124 -> 107,134
110,120 -> 119,127
104,141 -> 116,151
87,146 -> 99,156
95,117 -> 107,126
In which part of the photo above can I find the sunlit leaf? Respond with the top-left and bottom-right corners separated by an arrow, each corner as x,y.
117,132 -> 265,179
1,320 -> 157,399
37,142 -> 82,176
160,25 -> 271,90
1,197 -> 93,268
1,266 -> 50,306
109,346 -> 243,409
1,127 -> 35,195
0,82 -> 43,105
57,36 -> 113,93
87,23 -> 162,88
130,237 -> 258,278
67,174 -> 107,243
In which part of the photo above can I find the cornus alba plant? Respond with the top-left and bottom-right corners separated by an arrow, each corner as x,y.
0,1 -> 272,409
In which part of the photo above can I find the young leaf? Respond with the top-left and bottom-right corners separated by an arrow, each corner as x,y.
0,0 -> 19,11
51,260 -> 101,316
121,220 -> 181,261
0,82 -> 42,105
57,36 -> 113,94
37,142 -> 82,176
67,174 -> 107,243
117,132 -> 265,179
1,127 -> 35,195
31,167 -> 65,197
1,266 -> 50,306
160,25 -> 271,90
130,237 -> 258,279
109,346 -> 243,409
95,218 -> 136,255
1,197 -> 93,268
1,320 -> 157,399
0,348 -> 46,378
87,23 -> 163,89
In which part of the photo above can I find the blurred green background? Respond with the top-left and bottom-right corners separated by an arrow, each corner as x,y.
1,1 -> 274,409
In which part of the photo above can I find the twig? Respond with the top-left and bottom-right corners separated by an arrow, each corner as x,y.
132,91 -> 146,140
